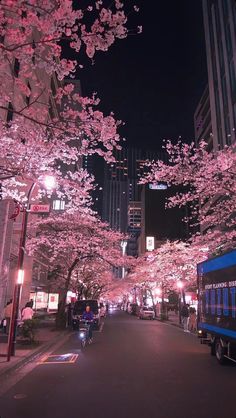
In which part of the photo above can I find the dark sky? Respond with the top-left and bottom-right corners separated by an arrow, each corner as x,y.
80,0 -> 208,151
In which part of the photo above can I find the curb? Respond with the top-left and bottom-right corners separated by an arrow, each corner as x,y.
0,330 -> 70,378
167,320 -> 197,333
169,321 -> 183,329
158,319 -> 197,335
156,318 -> 183,329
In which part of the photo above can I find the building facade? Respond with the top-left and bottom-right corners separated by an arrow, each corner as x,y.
0,69 -> 63,318
139,184 -> 187,255
126,201 -> 142,257
194,85 -> 213,149
202,0 -> 236,149
102,147 -> 163,233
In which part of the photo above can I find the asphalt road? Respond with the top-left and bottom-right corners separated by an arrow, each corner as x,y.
0,311 -> 236,418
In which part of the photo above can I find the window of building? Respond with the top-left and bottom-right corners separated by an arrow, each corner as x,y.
222,0 -> 229,19
225,23 -> 232,57
233,103 -> 236,131
214,88 -> 223,148
225,115 -> 231,145
53,200 -> 65,211
222,75 -> 228,113
229,59 -> 236,101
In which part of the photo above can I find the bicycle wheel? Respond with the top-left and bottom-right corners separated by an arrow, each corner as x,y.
81,338 -> 86,349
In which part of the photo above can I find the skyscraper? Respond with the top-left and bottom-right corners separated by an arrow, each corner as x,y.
202,0 -> 236,150
102,148 -> 163,233
194,85 -> 213,149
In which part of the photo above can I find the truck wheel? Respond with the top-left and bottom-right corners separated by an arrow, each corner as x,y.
215,339 -> 226,364
210,339 -> 216,356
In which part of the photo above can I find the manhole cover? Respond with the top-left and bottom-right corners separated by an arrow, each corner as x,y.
14,394 -> 27,399
39,353 -> 78,364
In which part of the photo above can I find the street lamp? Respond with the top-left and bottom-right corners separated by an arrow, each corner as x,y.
7,176 -> 55,361
17,269 -> 24,285
44,175 -> 56,190
121,240 -> 127,279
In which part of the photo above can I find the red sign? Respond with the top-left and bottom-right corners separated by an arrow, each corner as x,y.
30,204 -> 50,213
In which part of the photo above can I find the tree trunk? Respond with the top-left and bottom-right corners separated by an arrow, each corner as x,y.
160,283 -> 168,320
56,259 -> 78,328
149,289 -> 156,317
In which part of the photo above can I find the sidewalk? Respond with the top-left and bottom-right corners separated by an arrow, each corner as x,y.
0,326 -> 65,377
156,310 -> 182,327
158,311 -> 197,335
167,311 -> 182,328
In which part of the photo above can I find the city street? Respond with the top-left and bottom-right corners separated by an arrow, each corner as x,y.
0,311 -> 235,418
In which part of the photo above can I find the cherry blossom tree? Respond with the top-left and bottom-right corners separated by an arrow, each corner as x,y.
72,262 -> 115,300
127,240 -> 209,310
141,140 -> 236,252
28,210 -> 132,326
0,0 -> 140,201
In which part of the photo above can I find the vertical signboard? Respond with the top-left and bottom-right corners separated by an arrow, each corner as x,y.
146,236 -> 155,251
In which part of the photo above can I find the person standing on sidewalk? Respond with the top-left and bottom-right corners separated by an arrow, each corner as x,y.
3,299 -> 13,334
188,307 -> 197,332
181,303 -> 190,333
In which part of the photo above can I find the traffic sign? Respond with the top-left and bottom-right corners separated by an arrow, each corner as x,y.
30,204 -> 50,213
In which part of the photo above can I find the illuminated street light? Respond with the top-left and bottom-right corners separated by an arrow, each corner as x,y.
155,287 -> 162,296
177,280 -> 183,289
44,175 -> 56,190
17,269 -> 24,285
121,240 -> 127,279
7,176 -> 56,361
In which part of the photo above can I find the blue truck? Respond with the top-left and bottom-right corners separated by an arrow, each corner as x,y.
197,249 -> 236,364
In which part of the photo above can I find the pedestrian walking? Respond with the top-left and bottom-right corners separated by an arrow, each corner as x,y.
181,303 -> 190,332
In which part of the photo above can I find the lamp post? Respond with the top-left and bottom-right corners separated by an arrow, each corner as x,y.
7,176 -> 55,361
120,240 -> 127,279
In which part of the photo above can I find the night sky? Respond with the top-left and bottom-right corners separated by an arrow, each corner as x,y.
80,0 -> 208,151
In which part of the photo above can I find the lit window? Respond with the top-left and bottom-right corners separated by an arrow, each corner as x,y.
53,200 -> 65,210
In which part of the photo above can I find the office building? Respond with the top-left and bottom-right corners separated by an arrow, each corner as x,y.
202,0 -> 236,149
194,85 -> 213,149
139,184 -> 187,255
126,201 -> 142,257
102,147 -> 163,233
0,65 -> 63,317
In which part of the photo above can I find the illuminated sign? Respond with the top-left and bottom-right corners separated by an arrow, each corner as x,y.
146,236 -> 155,251
149,184 -> 167,190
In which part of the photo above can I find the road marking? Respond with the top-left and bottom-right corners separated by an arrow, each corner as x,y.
0,332 -> 73,397
38,353 -> 78,365
13,393 -> 27,399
